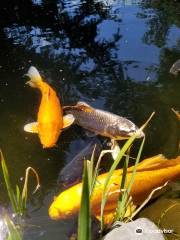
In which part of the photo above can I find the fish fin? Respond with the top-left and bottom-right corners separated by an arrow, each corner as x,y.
63,114 -> 75,129
84,130 -> 97,138
171,108 -> 180,120
24,122 -> 38,133
63,101 -> 94,113
76,101 -> 94,113
111,140 -> 121,160
77,101 -> 91,107
25,66 -> 43,88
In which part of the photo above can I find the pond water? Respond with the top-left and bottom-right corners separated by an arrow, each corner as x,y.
0,0 -> 180,239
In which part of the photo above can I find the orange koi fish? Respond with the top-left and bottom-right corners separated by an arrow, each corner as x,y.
48,155 -> 180,220
24,66 -> 74,148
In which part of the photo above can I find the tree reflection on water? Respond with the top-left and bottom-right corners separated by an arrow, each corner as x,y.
0,0 -> 180,158
139,0 -> 180,47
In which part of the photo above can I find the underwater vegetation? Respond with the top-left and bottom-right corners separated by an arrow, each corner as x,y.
0,150 -> 40,239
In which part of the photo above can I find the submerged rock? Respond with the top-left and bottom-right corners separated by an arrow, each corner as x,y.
139,194 -> 180,240
0,218 -> 8,240
103,218 -> 165,240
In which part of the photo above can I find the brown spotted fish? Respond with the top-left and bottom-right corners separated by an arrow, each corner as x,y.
63,102 -> 144,140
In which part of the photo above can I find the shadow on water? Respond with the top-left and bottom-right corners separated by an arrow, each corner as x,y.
0,0 -> 180,239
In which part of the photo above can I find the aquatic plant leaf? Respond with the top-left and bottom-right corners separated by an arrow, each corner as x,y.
22,166 -> 40,211
0,150 -> 40,216
100,112 -> 154,232
0,150 -> 18,213
78,161 -> 91,240
114,148 -> 130,221
87,145 -> 96,193
130,181 -> 169,221
16,185 -> 24,214
115,137 -> 145,221
5,215 -> 22,240
100,135 -> 141,231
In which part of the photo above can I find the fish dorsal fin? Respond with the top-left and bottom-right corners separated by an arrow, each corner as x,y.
77,101 -> 91,107
111,140 -> 121,161
25,66 -> 42,88
63,102 -> 94,113
24,122 -> 38,133
76,101 -> 94,113
63,114 -> 75,129
27,66 -> 42,81
84,130 -> 97,138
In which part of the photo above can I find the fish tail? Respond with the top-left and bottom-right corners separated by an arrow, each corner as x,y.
25,66 -> 43,88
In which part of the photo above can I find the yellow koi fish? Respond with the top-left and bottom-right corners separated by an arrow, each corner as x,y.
24,66 -> 74,148
48,155 -> 180,220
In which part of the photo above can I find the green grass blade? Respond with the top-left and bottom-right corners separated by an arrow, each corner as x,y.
78,161 -> 91,240
0,150 -> 18,213
21,167 -> 40,212
100,111 -> 155,232
90,145 -> 102,196
118,137 -> 145,220
100,133 -> 138,231
16,185 -> 22,214
126,137 -> 145,196
115,150 -> 130,220
88,145 -> 96,194
120,150 -> 130,190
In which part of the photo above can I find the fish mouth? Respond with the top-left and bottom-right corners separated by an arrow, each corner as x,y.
128,129 -> 145,138
136,129 -> 145,138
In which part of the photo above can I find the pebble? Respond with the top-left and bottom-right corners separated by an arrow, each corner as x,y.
103,218 -> 165,240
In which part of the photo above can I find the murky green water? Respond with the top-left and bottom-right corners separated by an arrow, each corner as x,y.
0,0 -> 180,239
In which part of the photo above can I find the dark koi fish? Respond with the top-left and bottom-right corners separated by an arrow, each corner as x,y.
63,102 -> 144,140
